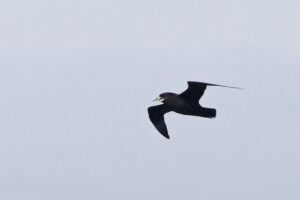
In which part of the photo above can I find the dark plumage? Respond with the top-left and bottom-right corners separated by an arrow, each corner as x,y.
148,81 -> 241,139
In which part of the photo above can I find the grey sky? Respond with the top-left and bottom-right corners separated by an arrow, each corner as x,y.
0,0 -> 299,199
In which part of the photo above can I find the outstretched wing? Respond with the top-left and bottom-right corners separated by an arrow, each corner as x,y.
180,81 -> 242,102
179,81 -> 208,102
147,104 -> 171,139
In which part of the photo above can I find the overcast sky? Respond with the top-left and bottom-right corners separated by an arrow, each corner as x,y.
0,0 -> 299,199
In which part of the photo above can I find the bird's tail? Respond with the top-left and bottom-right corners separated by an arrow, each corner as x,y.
199,108 -> 217,118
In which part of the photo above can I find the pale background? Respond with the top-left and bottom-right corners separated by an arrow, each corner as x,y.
0,0 -> 299,199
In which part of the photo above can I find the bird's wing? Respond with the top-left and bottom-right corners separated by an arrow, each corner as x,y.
180,81 -> 242,102
179,81 -> 208,102
148,104 -> 172,139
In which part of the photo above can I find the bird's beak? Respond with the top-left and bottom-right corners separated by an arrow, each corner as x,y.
153,96 -> 163,101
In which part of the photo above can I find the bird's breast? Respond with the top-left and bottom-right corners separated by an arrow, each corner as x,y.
164,98 -> 195,115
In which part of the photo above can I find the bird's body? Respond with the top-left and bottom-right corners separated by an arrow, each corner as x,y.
159,93 -> 216,117
148,81 -> 241,139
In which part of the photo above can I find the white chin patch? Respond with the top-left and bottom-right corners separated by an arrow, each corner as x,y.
153,97 -> 165,101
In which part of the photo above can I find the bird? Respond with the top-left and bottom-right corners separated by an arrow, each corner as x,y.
147,81 -> 241,139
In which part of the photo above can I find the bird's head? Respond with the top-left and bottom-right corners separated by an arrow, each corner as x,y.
153,92 -> 176,102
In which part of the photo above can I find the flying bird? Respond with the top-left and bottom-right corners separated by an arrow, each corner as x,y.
148,81 -> 241,139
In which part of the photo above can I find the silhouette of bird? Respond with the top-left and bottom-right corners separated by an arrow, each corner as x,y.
148,81 -> 241,139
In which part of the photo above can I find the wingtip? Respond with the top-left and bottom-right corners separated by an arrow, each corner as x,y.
161,132 -> 170,139
158,130 -> 170,139
187,81 -> 242,89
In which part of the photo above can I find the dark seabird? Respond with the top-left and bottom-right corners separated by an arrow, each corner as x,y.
148,81 -> 241,139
